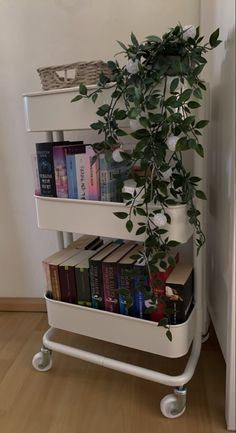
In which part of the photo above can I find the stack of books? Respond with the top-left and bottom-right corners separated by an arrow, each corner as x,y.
43,235 -> 194,324
33,141 -> 130,202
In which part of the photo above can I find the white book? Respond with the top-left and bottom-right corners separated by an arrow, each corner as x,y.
75,153 -> 87,200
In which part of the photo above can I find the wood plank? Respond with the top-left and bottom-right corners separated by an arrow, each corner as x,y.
0,298 -> 46,312
0,314 -> 227,433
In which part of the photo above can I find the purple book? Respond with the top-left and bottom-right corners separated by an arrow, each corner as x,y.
53,142 -> 84,198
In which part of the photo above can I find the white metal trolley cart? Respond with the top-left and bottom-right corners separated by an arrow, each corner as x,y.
23,85 -> 206,419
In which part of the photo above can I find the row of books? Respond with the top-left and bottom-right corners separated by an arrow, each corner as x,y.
33,141 -> 129,202
43,235 -> 193,325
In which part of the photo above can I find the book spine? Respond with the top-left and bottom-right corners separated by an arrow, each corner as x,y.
118,264 -> 133,316
150,252 -> 180,322
89,261 -> 104,309
36,143 -> 56,197
85,146 -> 100,200
53,147 -> 68,198
75,153 -> 87,200
133,267 -> 146,319
75,267 -> 92,307
66,154 -> 78,199
49,264 -> 61,301
31,154 -> 41,195
59,266 -> 77,304
42,262 -> 52,294
103,263 -> 119,313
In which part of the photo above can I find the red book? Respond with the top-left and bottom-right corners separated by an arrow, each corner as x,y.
149,253 -> 179,322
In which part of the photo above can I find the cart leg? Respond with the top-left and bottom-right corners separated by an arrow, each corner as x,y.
32,345 -> 53,372
160,386 -> 187,418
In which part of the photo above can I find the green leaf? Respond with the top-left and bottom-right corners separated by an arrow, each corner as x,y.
116,129 -> 128,136
136,226 -> 146,236
193,88 -> 202,99
79,84 -> 87,96
92,93 -> 98,103
166,329 -> 173,342
195,120 -> 209,129
131,129 -> 150,140
146,35 -> 162,43
158,318 -> 169,327
179,88 -> 192,103
196,190 -> 207,200
107,60 -> 117,71
117,40 -> 127,51
136,207 -> 146,216
209,28 -> 220,47
168,240 -> 180,247
113,212 -> 128,219
176,137 -> 189,151
96,104 -> 110,116
126,220 -> 133,232
188,101 -> 201,109
193,64 -> 205,76
71,94 -> 83,102
128,107 -> 140,119
170,78 -> 179,93
131,32 -> 139,47
195,143 -> 204,157
122,192 -> 133,200
114,110 -> 127,120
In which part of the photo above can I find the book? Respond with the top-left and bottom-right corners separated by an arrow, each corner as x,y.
45,248 -> 79,300
85,145 -> 100,200
89,242 -> 120,309
66,235 -> 100,250
133,257 -> 148,319
75,243 -> 107,307
36,141 -> 69,197
102,241 -> 137,313
65,144 -> 85,199
117,244 -> 143,316
165,263 -> 193,324
31,154 -> 41,196
99,154 -> 130,202
59,250 -> 94,304
75,152 -> 87,200
149,252 -> 180,322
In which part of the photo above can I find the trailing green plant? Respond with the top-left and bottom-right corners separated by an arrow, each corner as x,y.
72,24 -> 221,332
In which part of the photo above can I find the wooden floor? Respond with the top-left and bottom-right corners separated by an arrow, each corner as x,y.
0,312 -> 227,433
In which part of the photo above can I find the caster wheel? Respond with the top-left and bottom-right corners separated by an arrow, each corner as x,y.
160,394 -> 186,418
32,351 -> 52,372
202,332 -> 210,343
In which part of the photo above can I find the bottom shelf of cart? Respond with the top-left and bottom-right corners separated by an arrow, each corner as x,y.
45,295 -> 195,359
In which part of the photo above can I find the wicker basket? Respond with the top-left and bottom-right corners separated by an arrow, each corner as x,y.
37,61 -> 112,91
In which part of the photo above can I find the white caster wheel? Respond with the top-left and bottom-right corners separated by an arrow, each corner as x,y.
32,351 -> 52,372
160,394 -> 186,418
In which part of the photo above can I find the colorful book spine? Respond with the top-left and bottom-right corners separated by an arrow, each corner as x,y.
133,263 -> 147,319
99,153 -> 130,202
53,146 -> 69,198
36,142 -> 60,197
102,263 -> 119,313
75,153 -> 87,200
65,144 -> 85,199
85,146 -> 100,200
117,266 -> 135,316
89,261 -> 104,309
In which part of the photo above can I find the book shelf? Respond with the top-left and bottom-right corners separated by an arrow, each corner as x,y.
23,85 -> 205,419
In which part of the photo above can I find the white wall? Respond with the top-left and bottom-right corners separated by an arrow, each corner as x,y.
200,0 -> 235,430
0,0 -> 200,297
